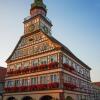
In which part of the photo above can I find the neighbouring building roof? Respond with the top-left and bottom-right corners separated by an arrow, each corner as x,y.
93,82 -> 100,87
0,67 -> 7,82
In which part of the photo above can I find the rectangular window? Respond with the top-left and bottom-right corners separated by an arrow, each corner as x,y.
32,59 -> 38,66
40,76 -> 47,84
50,54 -> 57,62
76,64 -> 80,72
68,76 -> 71,83
22,79 -> 28,86
31,77 -> 37,85
15,80 -> 20,86
63,74 -> 67,83
63,55 -> 69,64
81,68 -> 84,75
68,59 -> 72,66
72,77 -> 76,85
39,57 -> 48,65
50,74 -> 57,83
7,80 -> 14,87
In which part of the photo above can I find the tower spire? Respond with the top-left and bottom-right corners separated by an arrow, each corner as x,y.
30,0 -> 47,16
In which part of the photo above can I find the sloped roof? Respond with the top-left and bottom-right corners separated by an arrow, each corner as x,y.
6,29 -> 91,70
93,82 -> 100,87
44,32 -> 91,70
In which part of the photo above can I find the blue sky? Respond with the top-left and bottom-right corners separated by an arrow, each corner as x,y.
0,0 -> 100,82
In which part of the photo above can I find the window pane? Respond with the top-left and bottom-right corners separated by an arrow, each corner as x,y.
40,57 -> 47,65
22,79 -> 28,86
31,77 -> 37,85
63,55 -> 69,64
50,54 -> 57,62
40,76 -> 47,84
15,80 -> 20,86
32,59 -> 38,66
50,74 -> 57,82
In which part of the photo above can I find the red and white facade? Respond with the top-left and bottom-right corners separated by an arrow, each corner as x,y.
4,0 -> 93,100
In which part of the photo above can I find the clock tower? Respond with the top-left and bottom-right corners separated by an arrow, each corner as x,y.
24,0 -> 52,35
4,0 -> 92,100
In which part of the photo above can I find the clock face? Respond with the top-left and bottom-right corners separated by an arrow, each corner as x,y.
28,24 -> 35,32
43,26 -> 48,33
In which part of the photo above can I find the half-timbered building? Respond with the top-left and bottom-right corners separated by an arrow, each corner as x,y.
4,0 -> 92,100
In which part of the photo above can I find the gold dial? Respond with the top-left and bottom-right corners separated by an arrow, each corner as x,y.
28,24 -> 35,32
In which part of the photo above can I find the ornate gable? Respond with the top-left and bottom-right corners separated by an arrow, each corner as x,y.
6,31 -> 61,62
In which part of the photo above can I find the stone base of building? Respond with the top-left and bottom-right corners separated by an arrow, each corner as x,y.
3,90 -> 91,100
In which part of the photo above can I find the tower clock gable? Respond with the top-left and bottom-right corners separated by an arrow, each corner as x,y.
24,15 -> 52,36
6,0 -> 60,63
24,0 -> 52,36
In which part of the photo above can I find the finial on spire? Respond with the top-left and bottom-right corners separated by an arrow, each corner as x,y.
34,0 -> 43,4
31,0 -> 46,10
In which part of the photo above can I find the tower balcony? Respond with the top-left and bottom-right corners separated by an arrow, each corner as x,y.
24,15 -> 52,24
7,62 -> 59,77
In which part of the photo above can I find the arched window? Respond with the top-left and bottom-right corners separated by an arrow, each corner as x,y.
7,97 -> 16,100
66,96 -> 73,100
22,96 -> 33,100
40,95 -> 53,100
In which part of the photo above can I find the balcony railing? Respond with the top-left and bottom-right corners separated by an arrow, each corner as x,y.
24,15 -> 52,24
64,83 -> 77,91
7,62 -> 59,76
63,63 -> 91,81
5,82 -> 90,93
4,82 -> 59,93
63,63 -> 75,74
